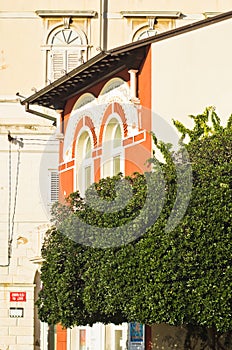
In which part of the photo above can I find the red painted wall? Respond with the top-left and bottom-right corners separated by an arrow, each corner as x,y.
59,161 -> 74,203
138,47 -> 152,111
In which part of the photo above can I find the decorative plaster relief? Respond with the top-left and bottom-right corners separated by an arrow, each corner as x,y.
63,79 -> 140,162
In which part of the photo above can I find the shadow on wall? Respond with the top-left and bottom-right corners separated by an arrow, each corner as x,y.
151,324 -> 232,350
34,271 -> 41,350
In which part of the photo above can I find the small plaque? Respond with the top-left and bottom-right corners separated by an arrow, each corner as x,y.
10,292 -> 26,302
9,307 -> 24,318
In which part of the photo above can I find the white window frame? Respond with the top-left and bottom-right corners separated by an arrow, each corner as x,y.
110,323 -> 128,350
75,131 -> 94,196
48,169 -> 59,205
45,26 -> 88,83
102,116 -> 124,178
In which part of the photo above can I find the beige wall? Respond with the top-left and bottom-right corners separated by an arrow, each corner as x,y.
0,0 -> 98,12
2,0 -> 231,13
109,0 -> 232,13
2,1 -> 232,98
0,18 -> 43,95
0,1 -> 100,97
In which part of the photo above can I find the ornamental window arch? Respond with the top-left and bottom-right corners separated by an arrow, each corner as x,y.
71,93 -> 96,114
132,23 -> 158,41
100,77 -> 125,96
132,18 -> 174,41
45,23 -> 88,83
98,77 -> 130,105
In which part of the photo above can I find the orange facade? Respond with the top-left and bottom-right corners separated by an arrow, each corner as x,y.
59,48 -> 152,199
57,324 -> 67,350
57,48 -> 152,350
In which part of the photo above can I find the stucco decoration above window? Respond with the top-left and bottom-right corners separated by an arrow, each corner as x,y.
99,78 -> 131,104
63,78 -> 139,162
63,93 -> 97,162
132,19 -> 174,41
98,78 -> 139,135
71,93 -> 96,112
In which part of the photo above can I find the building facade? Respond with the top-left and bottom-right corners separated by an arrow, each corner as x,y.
0,103 -> 59,350
1,1 -> 232,350
21,10 -> 232,350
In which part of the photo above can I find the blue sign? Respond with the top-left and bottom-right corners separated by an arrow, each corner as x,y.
128,323 -> 145,350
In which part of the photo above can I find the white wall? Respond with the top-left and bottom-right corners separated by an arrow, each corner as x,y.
151,17 -> 232,142
0,102 -> 59,350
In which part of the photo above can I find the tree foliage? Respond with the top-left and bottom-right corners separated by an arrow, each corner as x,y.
37,108 -> 232,347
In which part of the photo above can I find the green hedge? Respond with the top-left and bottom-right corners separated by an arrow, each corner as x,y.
37,108 -> 232,335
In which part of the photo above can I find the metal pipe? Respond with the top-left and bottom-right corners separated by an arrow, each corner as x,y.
99,0 -> 108,51
25,102 -> 57,125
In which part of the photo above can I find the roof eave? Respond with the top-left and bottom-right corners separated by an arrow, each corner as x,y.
20,10 -> 232,109
21,51 -> 108,106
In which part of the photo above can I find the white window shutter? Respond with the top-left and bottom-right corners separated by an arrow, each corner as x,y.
48,28 -> 87,83
67,51 -> 81,72
50,171 -> 59,203
50,50 -> 82,81
51,51 -> 65,81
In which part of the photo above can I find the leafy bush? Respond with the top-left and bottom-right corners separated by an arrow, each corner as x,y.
37,108 -> 232,348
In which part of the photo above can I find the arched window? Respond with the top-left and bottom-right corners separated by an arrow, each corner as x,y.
84,136 -> 92,190
133,25 -> 158,41
47,26 -> 87,82
102,118 -> 123,178
112,124 -> 122,175
75,131 -> 93,195
132,19 -> 173,42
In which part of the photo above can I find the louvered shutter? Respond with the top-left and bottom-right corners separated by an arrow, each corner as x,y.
51,50 -> 82,81
51,51 -> 65,81
50,171 -> 59,203
67,51 -> 81,72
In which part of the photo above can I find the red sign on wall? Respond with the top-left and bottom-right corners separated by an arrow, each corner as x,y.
10,292 -> 26,302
